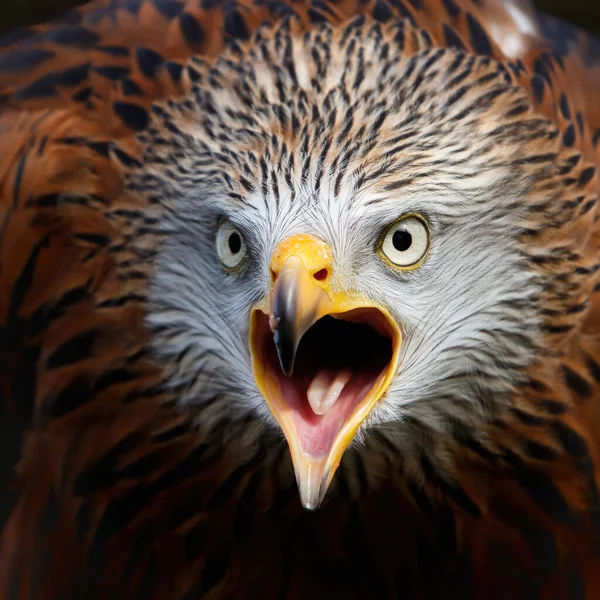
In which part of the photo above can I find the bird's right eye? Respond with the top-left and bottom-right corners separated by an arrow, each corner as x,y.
216,221 -> 247,270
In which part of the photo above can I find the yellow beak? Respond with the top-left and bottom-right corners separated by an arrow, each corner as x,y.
250,234 -> 402,509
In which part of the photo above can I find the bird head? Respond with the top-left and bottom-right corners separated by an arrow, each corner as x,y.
138,18 -> 596,510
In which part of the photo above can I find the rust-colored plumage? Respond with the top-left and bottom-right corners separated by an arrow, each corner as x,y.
1,1 -> 600,598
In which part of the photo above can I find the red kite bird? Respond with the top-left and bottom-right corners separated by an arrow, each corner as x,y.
1,0 -> 600,598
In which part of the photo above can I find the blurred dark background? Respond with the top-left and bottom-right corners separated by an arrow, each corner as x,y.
0,0 -> 599,37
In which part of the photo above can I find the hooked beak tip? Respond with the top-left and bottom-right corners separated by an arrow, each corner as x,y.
272,322 -> 297,377
277,352 -> 295,377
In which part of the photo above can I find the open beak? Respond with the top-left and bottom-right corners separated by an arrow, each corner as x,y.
250,234 -> 402,510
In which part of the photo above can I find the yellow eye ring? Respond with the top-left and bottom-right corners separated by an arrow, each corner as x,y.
377,213 -> 431,271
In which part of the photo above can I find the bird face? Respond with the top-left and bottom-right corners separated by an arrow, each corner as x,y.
143,19 -> 555,509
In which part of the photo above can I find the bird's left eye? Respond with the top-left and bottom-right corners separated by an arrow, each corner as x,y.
216,221 -> 247,270
379,215 -> 430,268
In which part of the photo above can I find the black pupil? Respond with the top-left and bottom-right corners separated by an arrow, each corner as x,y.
392,229 -> 412,252
228,232 -> 242,254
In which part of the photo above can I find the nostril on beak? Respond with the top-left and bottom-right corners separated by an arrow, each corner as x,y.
313,268 -> 328,282
270,269 -> 277,282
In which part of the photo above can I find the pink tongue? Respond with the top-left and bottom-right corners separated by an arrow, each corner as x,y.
306,369 -> 352,416
289,368 -> 381,457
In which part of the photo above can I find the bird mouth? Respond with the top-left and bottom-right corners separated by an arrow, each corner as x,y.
250,249 -> 401,511
250,234 -> 401,509
253,308 -> 395,452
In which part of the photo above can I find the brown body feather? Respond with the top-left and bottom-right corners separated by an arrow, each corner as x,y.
1,1 -> 600,598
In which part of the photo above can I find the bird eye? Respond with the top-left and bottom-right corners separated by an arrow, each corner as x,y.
379,215 -> 430,269
216,221 -> 247,270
